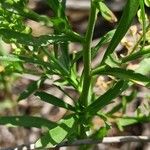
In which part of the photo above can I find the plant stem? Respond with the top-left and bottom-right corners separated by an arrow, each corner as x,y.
78,0 -> 97,140
80,1 -> 97,107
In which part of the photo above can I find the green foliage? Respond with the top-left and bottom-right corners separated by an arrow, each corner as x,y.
85,80 -> 126,115
35,114 -> 77,148
0,116 -> 57,129
18,77 -> 46,101
34,91 -> 76,111
0,0 -> 150,149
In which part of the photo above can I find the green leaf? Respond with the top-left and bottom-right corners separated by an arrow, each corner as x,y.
144,0 -> 150,7
101,0 -> 140,63
0,1 -> 53,27
97,2 -> 117,23
18,77 -> 46,101
117,117 -> 139,131
135,58 -> 150,76
0,55 -> 23,62
0,116 -> 56,129
46,0 -> 60,14
108,90 -> 137,115
18,55 -> 51,69
92,66 -> 150,86
34,91 -> 75,112
117,116 -> 150,131
91,123 -> 110,140
0,29 -> 70,47
35,114 -> 77,149
92,29 -> 116,58
85,80 -> 126,115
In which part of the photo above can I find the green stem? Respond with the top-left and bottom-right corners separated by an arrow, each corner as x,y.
80,2 -> 97,107
78,0 -> 97,140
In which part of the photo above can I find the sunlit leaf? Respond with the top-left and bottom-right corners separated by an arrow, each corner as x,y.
0,55 -> 23,62
144,0 -> 150,7
135,58 -> 150,76
0,1 -> 53,27
117,117 -> 139,131
35,114 -> 77,149
117,115 -> 150,131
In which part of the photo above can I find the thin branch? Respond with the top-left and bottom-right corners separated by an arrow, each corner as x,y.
2,136 -> 150,150
58,136 -> 150,147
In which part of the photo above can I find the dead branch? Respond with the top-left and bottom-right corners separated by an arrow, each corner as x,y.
1,136 -> 150,150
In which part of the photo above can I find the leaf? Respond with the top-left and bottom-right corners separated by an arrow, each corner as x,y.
117,116 -> 150,131
18,77 -> 46,101
18,55 -> 51,68
144,0 -> 150,7
97,2 -> 117,23
92,66 -> 150,86
46,0 -> 60,14
0,55 -> 23,62
101,0 -> 140,63
0,116 -> 56,129
135,58 -> 150,76
108,90 -> 137,115
117,117 -> 139,131
0,1 -> 53,27
91,123 -> 110,140
35,114 -> 77,149
92,29 -> 116,58
0,29 -> 70,47
34,91 -> 75,112
85,80 -> 126,115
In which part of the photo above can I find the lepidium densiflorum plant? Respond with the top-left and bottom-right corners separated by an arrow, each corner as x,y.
0,0 -> 150,149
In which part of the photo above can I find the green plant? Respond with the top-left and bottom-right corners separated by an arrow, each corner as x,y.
0,0 -> 150,149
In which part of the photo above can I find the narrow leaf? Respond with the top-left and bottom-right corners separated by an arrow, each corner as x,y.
0,116 -> 56,129
35,114 -> 76,148
117,117 -> 139,131
117,115 -> 150,130
92,29 -> 116,58
0,29 -> 70,47
101,0 -> 140,63
85,80 -> 126,115
0,55 -> 23,62
34,91 -> 75,112
92,66 -> 150,86
18,77 -> 46,101
46,0 -> 59,14
108,90 -> 137,115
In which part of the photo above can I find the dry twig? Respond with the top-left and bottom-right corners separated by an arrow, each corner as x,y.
1,136 -> 150,150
